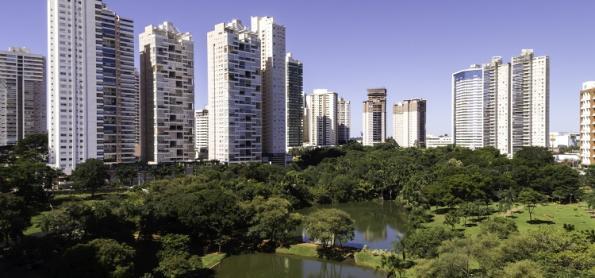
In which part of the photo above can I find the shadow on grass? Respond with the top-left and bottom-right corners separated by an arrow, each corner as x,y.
434,207 -> 455,215
316,246 -> 358,261
527,219 -> 556,225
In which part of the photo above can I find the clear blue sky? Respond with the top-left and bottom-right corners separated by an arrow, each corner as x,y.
2,0 -> 593,136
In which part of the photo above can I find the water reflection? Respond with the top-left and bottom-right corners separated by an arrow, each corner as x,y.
215,253 -> 384,278
301,200 -> 408,250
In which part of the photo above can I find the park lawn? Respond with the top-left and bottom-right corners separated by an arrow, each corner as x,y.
276,243 -> 319,258
513,202 -> 595,232
23,213 -> 44,235
201,252 -> 226,269
426,202 -> 595,237
354,249 -> 385,269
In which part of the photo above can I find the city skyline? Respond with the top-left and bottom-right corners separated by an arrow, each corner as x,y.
2,1 -> 591,137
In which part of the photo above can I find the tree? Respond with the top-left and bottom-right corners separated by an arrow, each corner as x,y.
502,260 -> 544,278
11,133 -> 49,162
538,164 -> 580,203
154,234 -> 203,278
0,193 -> 29,244
413,252 -> 470,278
517,188 -> 545,222
513,147 -> 554,168
115,164 -> 137,187
479,217 -> 518,239
443,211 -> 460,231
154,254 -> 203,278
380,253 -> 414,278
244,196 -> 302,245
53,238 -> 135,278
397,227 -> 460,259
70,159 -> 108,196
304,208 -> 354,248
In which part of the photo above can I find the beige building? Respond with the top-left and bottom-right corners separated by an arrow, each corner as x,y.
362,88 -> 387,146
307,89 -> 337,147
393,99 -> 426,148
580,81 -> 595,165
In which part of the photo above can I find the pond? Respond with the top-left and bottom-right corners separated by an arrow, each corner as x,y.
300,200 -> 408,250
214,253 -> 385,278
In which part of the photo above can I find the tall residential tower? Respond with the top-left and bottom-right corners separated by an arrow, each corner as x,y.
362,88 -> 387,146
452,65 -> 484,150
48,0 -> 137,172
0,48 -> 45,146
579,81 -> 595,166
308,89 -> 337,147
337,97 -> 351,144
207,20 -> 262,163
286,53 -> 303,150
251,16 -> 286,164
510,49 -> 549,152
195,108 -> 208,160
393,99 -> 426,148
139,22 -> 194,164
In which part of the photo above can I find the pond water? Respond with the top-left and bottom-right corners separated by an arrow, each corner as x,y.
214,201 -> 406,277
214,253 -> 385,278
300,200 -> 408,250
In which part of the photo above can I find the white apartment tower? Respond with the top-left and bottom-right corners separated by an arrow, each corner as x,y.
207,20 -> 262,163
337,97 -> 351,144
579,81 -> 595,165
511,49 -> 549,152
393,99 -> 426,148
452,65 -> 485,149
48,0 -> 137,173
251,17 -> 286,164
139,22 -> 194,164
363,88 -> 387,146
483,57 -> 511,154
0,48 -> 46,146
286,53 -> 303,150
303,94 -> 311,145
308,89 -> 338,147
195,108 -> 208,160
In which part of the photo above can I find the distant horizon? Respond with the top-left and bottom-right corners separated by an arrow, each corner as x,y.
1,0 -> 591,136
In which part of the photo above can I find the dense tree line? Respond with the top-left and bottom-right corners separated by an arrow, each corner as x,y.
1,136 -> 593,276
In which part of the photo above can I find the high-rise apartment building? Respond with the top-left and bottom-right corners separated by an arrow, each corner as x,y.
48,0 -> 137,173
337,97 -> 351,144
452,50 -> 549,154
286,52 -> 303,150
511,49 -> 549,152
362,88 -> 387,146
139,22 -> 194,164
195,108 -> 208,160
308,89 -> 337,147
452,65 -> 484,150
0,48 -> 45,146
393,99 -> 426,148
251,17 -> 286,164
303,94 -> 311,145
97,6 -> 137,164
483,57 -> 511,154
579,81 -> 595,166
207,20 -> 262,163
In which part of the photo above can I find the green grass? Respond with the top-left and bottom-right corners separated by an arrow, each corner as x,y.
275,243 -> 319,258
201,252 -> 226,269
354,250 -> 385,269
425,202 -> 595,236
